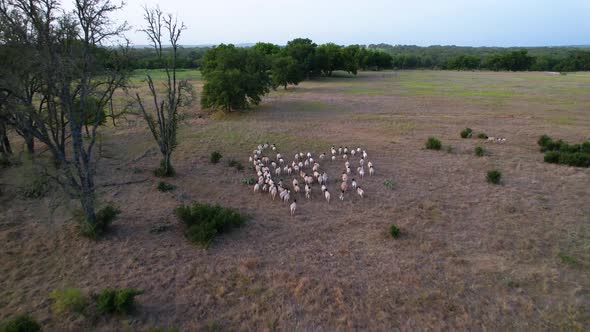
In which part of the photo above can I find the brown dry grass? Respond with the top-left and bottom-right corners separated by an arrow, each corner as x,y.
1,70 -> 589,331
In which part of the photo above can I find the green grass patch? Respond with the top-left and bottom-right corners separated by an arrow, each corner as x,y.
95,288 -> 143,315
558,253 -> 577,266
50,288 -> 88,315
0,315 -> 41,332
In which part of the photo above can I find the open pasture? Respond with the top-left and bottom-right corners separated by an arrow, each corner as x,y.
1,70 -> 589,330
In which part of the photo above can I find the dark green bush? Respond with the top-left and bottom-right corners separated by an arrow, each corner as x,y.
0,156 -> 12,169
477,133 -> 488,139
157,181 -> 175,192
538,135 -> 590,167
50,288 -> 87,314
80,204 -> 121,239
425,137 -> 442,150
0,315 -> 41,332
210,151 -> 222,164
175,203 -> 247,247
486,170 -> 502,184
389,224 -> 401,238
96,288 -> 143,315
460,128 -> 473,138
475,146 -> 485,157
227,159 -> 244,171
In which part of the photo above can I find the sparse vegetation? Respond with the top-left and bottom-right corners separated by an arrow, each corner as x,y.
460,127 -> 473,138
389,224 -> 401,238
475,146 -> 485,157
157,181 -> 175,192
425,137 -> 442,150
80,204 -> 121,239
95,288 -> 143,315
175,203 -> 247,247
383,179 -> 395,190
241,177 -> 256,185
558,253 -> 577,266
486,170 -> 502,184
50,288 -> 88,315
228,159 -> 244,171
19,175 -> 49,199
210,151 -> 222,164
0,315 -> 41,332
538,135 -> 590,167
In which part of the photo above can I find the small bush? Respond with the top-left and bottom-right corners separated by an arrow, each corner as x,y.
486,170 -> 502,184
460,128 -> 473,138
0,155 -> 12,169
538,134 -> 552,149
544,151 -> 560,164
19,175 -> 49,199
475,146 -> 485,157
538,135 -> 590,167
558,152 -> 590,167
558,253 -> 577,266
477,133 -> 488,139
50,288 -> 88,314
80,204 -> 121,239
227,159 -> 244,171
175,203 -> 247,247
157,181 -> 175,192
96,288 -> 143,315
241,177 -> 256,185
383,179 -> 395,190
210,151 -> 222,164
389,224 -> 401,238
0,315 -> 41,332
425,137 -> 442,150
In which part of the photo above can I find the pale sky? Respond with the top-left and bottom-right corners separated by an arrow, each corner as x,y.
100,0 -> 590,47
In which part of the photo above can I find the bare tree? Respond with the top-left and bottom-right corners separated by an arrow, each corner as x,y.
0,0 -> 130,236
135,6 -> 192,177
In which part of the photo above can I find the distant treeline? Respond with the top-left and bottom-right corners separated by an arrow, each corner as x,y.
129,43 -> 590,72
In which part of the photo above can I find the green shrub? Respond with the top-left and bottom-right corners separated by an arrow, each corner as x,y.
383,179 -> 395,190
486,170 -> 502,184
19,175 -> 49,199
0,155 -> 12,169
475,146 -> 485,157
0,315 -> 41,332
210,151 -> 222,164
80,204 -> 121,239
227,159 -> 244,171
389,224 -> 401,238
460,128 -> 473,138
537,134 -> 552,149
50,288 -> 88,314
558,152 -> 590,167
425,137 -> 442,150
157,181 -> 175,192
558,253 -> 577,266
544,151 -> 560,164
96,288 -> 143,315
175,203 -> 247,247
241,177 -> 256,185
477,133 -> 488,139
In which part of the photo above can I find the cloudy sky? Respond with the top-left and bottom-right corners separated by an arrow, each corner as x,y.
102,0 -> 590,47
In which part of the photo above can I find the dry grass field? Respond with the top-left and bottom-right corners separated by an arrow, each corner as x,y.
1,70 -> 589,331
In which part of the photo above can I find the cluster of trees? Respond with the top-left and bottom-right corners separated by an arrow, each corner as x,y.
200,39 -> 393,110
368,44 -> 590,71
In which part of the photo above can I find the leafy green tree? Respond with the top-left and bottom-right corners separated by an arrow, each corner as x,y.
315,43 -> 343,76
252,42 -> 281,55
271,55 -> 303,89
201,45 -> 272,111
341,45 -> 362,75
284,38 -> 317,78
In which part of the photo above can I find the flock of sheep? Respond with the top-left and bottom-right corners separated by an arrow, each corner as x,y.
249,143 -> 375,216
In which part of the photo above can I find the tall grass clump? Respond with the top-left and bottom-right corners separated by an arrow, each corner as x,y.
210,151 -> 222,164
425,137 -> 442,150
227,159 -> 244,171
477,133 -> 488,139
389,224 -> 401,238
153,159 -> 176,177
475,146 -> 485,157
460,127 -> 473,138
175,203 -> 247,247
157,181 -> 175,192
486,170 -> 502,184
50,288 -> 88,315
0,315 -> 41,332
537,135 -> 590,167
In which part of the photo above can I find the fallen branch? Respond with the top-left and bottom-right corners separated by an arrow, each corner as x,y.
99,178 -> 149,188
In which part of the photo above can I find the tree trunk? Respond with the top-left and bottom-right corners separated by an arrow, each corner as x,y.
162,151 -> 173,176
80,190 -> 97,234
24,132 -> 34,154
0,123 -> 12,156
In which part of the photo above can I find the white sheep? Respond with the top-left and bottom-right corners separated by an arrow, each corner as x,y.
357,186 -> 364,198
290,200 -> 297,216
351,179 -> 357,190
369,166 -> 375,176
324,190 -> 331,203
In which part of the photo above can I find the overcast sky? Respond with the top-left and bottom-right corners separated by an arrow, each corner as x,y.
102,0 -> 590,47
